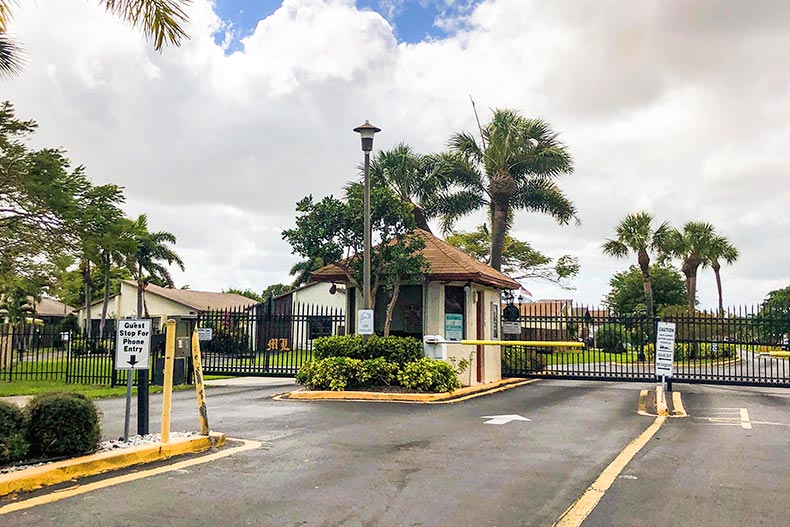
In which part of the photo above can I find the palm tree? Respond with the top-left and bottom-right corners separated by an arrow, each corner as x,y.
664,221 -> 717,312
706,234 -> 738,314
368,144 -> 445,233
289,257 -> 324,288
96,217 -> 137,337
128,214 -> 184,318
602,212 -> 671,318
0,0 -> 191,76
440,108 -> 577,271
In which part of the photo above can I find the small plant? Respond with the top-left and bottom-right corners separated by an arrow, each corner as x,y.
0,400 -> 28,464
25,392 -> 102,458
397,358 -> 461,393
502,346 -> 548,373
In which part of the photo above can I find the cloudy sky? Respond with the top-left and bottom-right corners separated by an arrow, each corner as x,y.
3,0 -> 788,309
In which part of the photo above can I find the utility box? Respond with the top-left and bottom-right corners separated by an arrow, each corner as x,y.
423,335 -> 447,360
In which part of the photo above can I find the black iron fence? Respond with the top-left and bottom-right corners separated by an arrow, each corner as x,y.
501,303 -> 790,387
197,301 -> 345,377
0,324 -> 144,386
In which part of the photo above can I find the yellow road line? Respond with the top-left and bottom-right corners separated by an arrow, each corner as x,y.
672,392 -> 687,417
552,416 -> 667,527
0,439 -> 261,516
740,408 -> 752,429
637,389 -> 649,416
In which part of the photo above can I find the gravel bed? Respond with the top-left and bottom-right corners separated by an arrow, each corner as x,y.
1,431 -> 198,475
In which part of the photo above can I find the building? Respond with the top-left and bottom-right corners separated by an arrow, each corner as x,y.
310,229 -> 521,386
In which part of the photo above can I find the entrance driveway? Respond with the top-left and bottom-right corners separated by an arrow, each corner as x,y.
4,379 -> 789,526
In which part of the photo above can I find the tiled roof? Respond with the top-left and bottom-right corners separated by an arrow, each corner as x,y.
121,280 -> 258,310
35,297 -> 75,317
311,229 -> 520,290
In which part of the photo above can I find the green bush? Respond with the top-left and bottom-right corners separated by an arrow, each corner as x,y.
502,346 -> 548,373
295,357 -> 362,391
363,336 -> 422,364
313,335 -> 364,360
397,358 -> 461,393
358,358 -> 399,386
595,324 -> 627,353
25,392 -> 102,458
0,400 -> 28,464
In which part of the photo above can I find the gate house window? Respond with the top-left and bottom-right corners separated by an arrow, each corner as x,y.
309,316 -> 333,340
444,286 -> 465,340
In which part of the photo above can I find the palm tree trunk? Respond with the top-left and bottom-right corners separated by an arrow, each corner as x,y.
137,263 -> 144,318
490,201 -> 509,271
637,251 -> 654,318
383,282 -> 401,337
687,267 -> 698,312
82,260 -> 93,336
99,255 -> 111,338
712,259 -> 724,315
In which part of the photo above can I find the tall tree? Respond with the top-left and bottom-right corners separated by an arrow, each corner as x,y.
706,234 -> 738,314
664,221 -> 717,311
446,224 -> 579,288
440,108 -> 577,270
282,185 -> 429,336
0,0 -> 192,76
604,264 -> 687,317
289,257 -> 325,288
96,216 -> 137,337
602,212 -> 671,318
128,214 -> 184,318
368,144 -> 446,233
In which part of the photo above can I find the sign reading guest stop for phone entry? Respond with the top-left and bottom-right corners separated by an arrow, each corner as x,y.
116,319 -> 151,370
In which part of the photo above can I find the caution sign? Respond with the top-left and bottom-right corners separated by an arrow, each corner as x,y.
116,319 -> 151,370
655,321 -> 676,377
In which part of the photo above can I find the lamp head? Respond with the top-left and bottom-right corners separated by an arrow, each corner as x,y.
353,120 -> 381,152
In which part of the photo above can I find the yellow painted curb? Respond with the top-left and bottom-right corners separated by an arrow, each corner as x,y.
672,391 -> 687,417
0,432 -> 226,497
656,386 -> 668,416
282,378 -> 533,403
637,389 -> 649,416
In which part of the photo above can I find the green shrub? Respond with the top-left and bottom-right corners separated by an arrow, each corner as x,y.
595,324 -> 627,353
501,346 -> 548,373
25,392 -> 101,458
0,400 -> 28,464
295,357 -> 362,391
313,335 -> 364,360
363,336 -> 422,364
358,358 -> 399,386
397,358 -> 461,393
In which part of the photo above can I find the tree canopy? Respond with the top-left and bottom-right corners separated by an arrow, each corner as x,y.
604,264 -> 687,317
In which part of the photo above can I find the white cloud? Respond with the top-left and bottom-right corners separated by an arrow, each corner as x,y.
4,0 -> 789,307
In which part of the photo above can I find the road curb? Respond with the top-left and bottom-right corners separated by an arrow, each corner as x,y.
280,378 -> 534,403
0,432 -> 226,497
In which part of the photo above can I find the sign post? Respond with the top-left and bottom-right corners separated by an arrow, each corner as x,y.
655,321 -> 677,398
358,309 -> 374,336
115,319 -> 151,441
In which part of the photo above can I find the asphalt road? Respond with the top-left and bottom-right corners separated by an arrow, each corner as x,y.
3,379 -> 790,527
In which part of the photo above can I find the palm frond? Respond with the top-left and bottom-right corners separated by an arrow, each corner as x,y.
434,190 -> 488,234
0,32 -> 23,76
101,0 -> 191,51
510,178 -> 578,225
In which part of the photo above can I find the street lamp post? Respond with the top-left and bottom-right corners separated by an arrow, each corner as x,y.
353,120 -> 381,338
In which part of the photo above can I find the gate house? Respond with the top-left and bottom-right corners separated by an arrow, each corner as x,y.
311,229 -> 521,386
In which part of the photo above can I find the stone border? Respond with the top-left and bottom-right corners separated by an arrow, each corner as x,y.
0,432 -> 226,497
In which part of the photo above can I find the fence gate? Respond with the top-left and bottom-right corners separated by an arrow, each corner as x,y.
500,303 -> 790,388
197,302 -> 345,377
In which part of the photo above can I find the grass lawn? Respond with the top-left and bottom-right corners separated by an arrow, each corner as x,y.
0,375 -> 233,399
537,348 -> 642,365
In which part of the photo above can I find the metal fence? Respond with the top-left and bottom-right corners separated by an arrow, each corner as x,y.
198,301 -> 346,377
0,324 -> 143,386
501,303 -> 790,387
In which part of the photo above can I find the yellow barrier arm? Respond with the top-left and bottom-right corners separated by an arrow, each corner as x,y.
458,339 -> 583,348
191,327 -> 210,436
761,351 -> 790,358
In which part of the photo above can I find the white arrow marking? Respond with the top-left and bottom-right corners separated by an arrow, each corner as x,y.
481,414 -> 531,425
